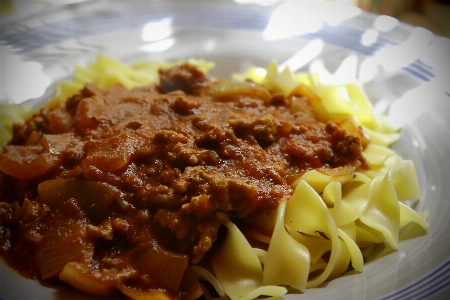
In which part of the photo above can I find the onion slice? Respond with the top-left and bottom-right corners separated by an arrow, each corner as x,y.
38,178 -> 118,223
205,80 -> 272,103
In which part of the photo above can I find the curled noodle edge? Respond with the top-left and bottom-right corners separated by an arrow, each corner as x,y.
205,159 -> 427,299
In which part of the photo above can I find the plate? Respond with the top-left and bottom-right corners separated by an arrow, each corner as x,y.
1,0 -> 450,299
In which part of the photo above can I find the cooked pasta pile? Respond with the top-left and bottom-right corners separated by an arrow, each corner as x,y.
199,60 -> 429,299
0,55 -> 428,300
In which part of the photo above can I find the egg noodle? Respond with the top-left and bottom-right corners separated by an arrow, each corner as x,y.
0,55 -> 428,299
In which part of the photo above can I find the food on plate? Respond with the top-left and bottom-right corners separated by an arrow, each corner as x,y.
0,55 -> 428,299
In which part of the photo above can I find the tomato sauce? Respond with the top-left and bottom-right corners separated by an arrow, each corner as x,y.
0,63 -> 366,299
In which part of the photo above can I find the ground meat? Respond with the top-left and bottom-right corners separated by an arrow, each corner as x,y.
159,63 -> 211,95
0,63 -> 367,297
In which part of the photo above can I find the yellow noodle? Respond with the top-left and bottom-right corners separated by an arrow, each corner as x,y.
212,60 -> 427,295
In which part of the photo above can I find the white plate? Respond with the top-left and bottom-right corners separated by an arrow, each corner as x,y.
1,1 -> 450,299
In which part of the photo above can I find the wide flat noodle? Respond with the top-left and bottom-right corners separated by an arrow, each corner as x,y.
359,160 -> 421,250
363,144 -> 401,166
284,180 -> 349,288
362,125 -> 400,147
337,228 -> 364,272
399,202 -> 429,228
355,220 -> 385,244
211,221 -> 287,300
263,201 -> 310,290
293,170 -> 353,194
285,226 -> 331,265
343,83 -> 378,130
191,266 -> 225,298
329,173 -> 372,226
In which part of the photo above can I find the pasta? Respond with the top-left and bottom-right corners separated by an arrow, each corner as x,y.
0,55 -> 428,300
204,61 -> 428,298
0,103 -> 31,147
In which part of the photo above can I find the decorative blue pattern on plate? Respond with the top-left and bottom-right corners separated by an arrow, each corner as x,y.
0,1 -> 449,299
381,257 -> 450,300
0,4 -> 393,56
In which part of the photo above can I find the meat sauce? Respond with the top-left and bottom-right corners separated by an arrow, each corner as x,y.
0,63 -> 367,299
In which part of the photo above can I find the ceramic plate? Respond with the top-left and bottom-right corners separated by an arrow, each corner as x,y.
1,1 -> 450,299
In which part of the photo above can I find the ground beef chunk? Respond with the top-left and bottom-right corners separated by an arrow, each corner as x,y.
158,63 -> 211,95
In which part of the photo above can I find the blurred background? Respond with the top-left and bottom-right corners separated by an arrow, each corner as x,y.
1,0 -> 450,38
350,0 -> 450,37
